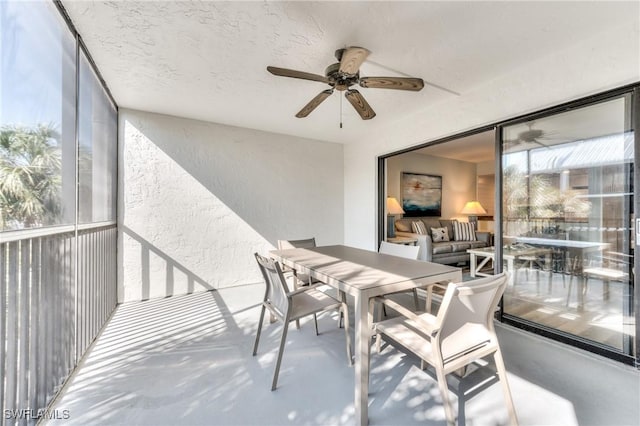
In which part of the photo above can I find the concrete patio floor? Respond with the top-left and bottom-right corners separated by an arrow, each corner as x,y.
46,284 -> 639,425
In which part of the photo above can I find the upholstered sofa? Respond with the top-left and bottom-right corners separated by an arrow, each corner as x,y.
395,217 -> 491,264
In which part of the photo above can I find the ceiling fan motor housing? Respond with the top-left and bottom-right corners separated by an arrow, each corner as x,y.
325,62 -> 359,91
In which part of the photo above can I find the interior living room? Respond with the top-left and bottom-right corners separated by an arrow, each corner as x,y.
384,129 -> 496,258
383,113 -> 635,367
1,1 -> 639,425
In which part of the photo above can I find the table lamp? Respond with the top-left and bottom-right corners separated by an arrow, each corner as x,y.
386,197 -> 405,238
460,200 -> 487,230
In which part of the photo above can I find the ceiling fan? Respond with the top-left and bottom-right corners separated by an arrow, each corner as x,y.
504,123 -> 555,150
267,46 -> 424,121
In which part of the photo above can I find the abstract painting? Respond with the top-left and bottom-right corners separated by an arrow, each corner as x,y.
401,173 -> 442,217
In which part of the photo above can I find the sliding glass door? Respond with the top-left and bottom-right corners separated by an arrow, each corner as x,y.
500,93 -> 635,360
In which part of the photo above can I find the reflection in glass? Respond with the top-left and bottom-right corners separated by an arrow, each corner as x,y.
502,96 -> 635,356
78,51 -> 117,224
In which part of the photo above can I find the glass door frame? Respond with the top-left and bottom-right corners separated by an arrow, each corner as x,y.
494,84 -> 639,367
376,82 -> 640,368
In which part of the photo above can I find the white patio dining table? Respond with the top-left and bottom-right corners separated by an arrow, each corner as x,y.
270,244 -> 462,426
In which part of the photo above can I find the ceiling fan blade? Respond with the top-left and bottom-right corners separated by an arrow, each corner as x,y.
339,47 -> 370,75
295,89 -> 334,118
345,89 -> 376,120
531,139 -> 550,148
267,66 -> 329,84
364,59 -> 461,95
359,76 -> 424,91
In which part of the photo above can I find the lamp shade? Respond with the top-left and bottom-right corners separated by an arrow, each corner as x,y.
460,201 -> 487,215
386,197 -> 405,215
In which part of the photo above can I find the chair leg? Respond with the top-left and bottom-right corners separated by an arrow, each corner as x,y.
412,288 -> 420,311
493,349 -> 518,426
271,319 -> 290,391
314,313 -> 319,336
292,273 -> 301,330
253,304 -> 266,356
435,367 -> 456,426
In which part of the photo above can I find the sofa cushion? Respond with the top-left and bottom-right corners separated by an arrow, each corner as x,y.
422,219 -> 441,230
411,221 -> 428,234
469,241 -> 488,249
430,227 -> 450,242
453,221 -> 476,241
449,241 -> 473,251
432,242 -> 453,254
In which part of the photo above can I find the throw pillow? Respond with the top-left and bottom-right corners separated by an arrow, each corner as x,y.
411,221 -> 427,235
430,227 -> 450,243
395,221 -> 411,232
453,221 -> 476,241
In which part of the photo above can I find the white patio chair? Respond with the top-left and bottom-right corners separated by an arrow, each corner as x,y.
277,238 -> 327,328
378,241 -> 421,313
371,272 -> 517,426
277,238 -> 319,288
252,253 -> 352,391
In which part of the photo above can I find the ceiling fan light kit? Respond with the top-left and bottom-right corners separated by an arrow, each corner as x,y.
267,46 -> 424,122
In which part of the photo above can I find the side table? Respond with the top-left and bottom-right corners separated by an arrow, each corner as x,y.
386,236 -> 418,246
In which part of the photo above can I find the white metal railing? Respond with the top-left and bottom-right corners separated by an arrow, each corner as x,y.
1,223 -> 117,426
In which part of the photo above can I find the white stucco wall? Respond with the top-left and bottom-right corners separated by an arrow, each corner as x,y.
118,109 -> 343,302
344,20 -> 640,251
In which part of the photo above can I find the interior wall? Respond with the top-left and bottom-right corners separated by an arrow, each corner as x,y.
343,20 -> 639,251
476,160 -> 495,176
476,159 -> 496,228
118,109 -> 344,302
386,152 -> 476,221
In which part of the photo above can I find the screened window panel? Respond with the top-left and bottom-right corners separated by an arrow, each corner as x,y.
78,50 -> 117,224
0,1 -> 76,230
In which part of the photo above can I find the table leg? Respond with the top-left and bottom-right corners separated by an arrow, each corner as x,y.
545,252 -> 552,292
470,253 -> 477,277
354,293 -> 371,426
506,258 -> 515,286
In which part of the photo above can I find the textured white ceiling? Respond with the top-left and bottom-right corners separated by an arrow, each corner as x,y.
62,1 -> 637,145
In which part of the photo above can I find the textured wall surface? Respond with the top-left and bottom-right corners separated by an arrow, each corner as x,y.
344,20 -> 640,251
119,109 -> 343,302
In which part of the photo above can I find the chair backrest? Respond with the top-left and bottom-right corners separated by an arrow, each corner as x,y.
379,241 -> 420,260
277,238 -> 317,250
434,272 -> 509,363
254,253 -> 290,317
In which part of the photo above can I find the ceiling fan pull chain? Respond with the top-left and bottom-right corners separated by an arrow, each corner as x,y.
339,94 -> 342,128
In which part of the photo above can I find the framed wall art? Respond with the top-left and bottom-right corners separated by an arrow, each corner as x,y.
401,172 -> 442,217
